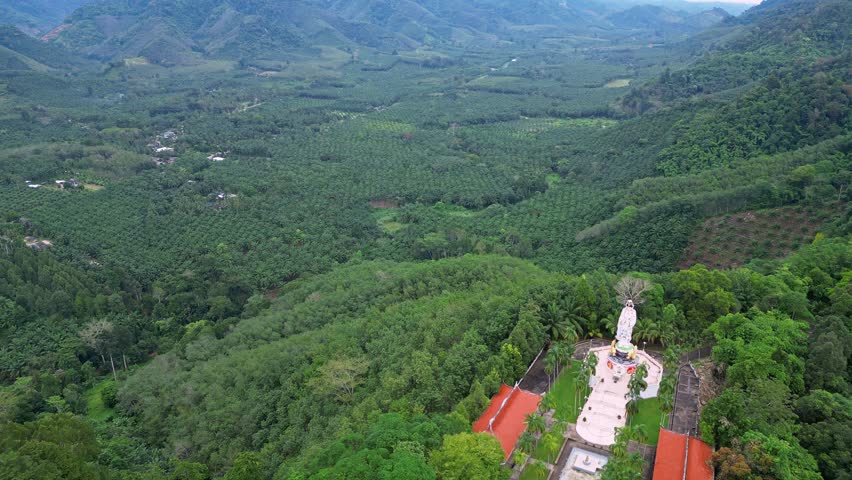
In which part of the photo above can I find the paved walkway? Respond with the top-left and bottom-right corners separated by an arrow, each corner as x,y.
519,347 -> 552,395
669,363 -> 700,436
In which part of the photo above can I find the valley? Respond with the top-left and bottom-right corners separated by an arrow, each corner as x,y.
0,1 -> 849,480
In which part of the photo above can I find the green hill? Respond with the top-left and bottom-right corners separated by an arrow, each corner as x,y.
0,0 -> 92,35
51,0 -> 732,65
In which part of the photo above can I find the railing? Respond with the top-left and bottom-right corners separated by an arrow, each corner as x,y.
679,346 -> 712,364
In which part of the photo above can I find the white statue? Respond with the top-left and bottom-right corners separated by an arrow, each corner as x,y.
615,299 -> 636,347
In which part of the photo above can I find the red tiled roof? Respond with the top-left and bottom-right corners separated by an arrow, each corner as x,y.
686,436 -> 714,480
473,384 -> 541,459
652,428 -> 713,480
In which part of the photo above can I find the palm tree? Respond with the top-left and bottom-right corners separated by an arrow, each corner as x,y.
543,302 -> 569,342
634,320 -> 661,346
553,341 -> 575,377
551,418 -> 568,437
575,365 -> 590,414
560,296 -> 587,341
526,460 -> 549,479
543,354 -> 556,389
659,391 -> 674,428
525,412 -> 546,436
585,351 -> 599,372
539,392 -> 557,413
658,374 -> 676,401
518,431 -> 536,454
513,450 -> 528,468
603,313 -> 619,336
542,432 -> 562,463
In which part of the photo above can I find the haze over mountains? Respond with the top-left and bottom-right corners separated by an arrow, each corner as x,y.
0,0 -> 755,66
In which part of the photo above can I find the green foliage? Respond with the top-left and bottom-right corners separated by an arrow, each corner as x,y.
429,433 -> 507,480
0,413 -> 102,480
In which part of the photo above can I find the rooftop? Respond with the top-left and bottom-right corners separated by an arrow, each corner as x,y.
473,384 -> 541,459
652,429 -> 713,480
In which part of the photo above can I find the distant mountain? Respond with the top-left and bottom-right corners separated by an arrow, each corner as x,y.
0,26 -> 90,70
607,5 -> 732,34
604,0 -> 755,16
51,0 -> 730,65
0,0 -> 93,35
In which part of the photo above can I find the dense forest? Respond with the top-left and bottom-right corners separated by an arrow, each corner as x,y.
0,0 -> 850,479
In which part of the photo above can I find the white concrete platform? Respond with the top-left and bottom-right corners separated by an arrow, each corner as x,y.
559,448 -> 608,480
574,347 -> 662,446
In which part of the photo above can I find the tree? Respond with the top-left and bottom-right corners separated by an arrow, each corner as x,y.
429,433 -> 508,480
539,392 -> 556,414
223,452 -> 263,480
379,451 -> 436,480
524,413 -> 546,436
615,277 -> 652,306
541,432 -> 562,463
309,357 -> 370,403
517,432 -> 535,454
659,388 -> 674,428
601,452 -> 644,480
543,352 -> 556,388
525,460 -> 549,478
627,364 -> 648,401
78,319 -> 118,380
0,414 -> 100,480
712,447 -> 753,480
542,302 -> 569,342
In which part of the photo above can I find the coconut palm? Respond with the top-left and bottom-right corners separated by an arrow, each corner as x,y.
542,432 -> 562,463
526,460 -> 550,478
539,392 -> 557,413
633,320 -> 661,346
560,296 -> 588,340
525,412 -> 546,435
543,302 -> 569,342
658,374 -> 676,400
543,354 -> 556,389
551,418 -> 568,437
518,431 -> 536,453
603,313 -> 619,336
575,365 -> 589,415
659,390 -> 674,427
513,450 -> 528,468
553,341 -> 575,377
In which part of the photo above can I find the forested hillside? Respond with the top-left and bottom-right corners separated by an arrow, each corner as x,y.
0,0 -> 849,479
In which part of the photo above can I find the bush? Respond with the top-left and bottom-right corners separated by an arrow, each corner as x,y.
101,382 -> 118,409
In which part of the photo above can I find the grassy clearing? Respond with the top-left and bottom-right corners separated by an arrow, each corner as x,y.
552,360 -> 583,423
84,379 -> 116,422
629,397 -> 667,445
546,174 -> 561,187
604,78 -> 631,88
